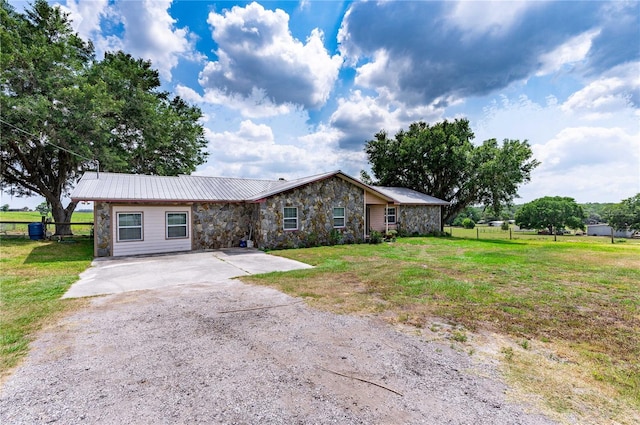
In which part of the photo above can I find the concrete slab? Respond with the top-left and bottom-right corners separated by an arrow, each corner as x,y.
63,249 -> 312,299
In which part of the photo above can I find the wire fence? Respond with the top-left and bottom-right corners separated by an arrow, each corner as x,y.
0,221 -> 93,237
446,226 -> 635,244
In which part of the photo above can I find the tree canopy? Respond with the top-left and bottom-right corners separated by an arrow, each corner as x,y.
363,118 -> 539,224
515,196 -> 586,236
0,0 -> 208,234
605,194 -> 640,231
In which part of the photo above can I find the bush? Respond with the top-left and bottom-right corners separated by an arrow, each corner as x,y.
462,218 -> 476,229
329,228 -> 343,245
501,221 -> 510,231
369,230 -> 383,244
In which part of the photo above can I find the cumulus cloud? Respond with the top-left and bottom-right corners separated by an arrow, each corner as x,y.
59,0 -> 198,81
198,120 -> 339,179
446,0 -> 540,38
536,29 -> 600,76
329,90 -> 446,150
585,1 -> 640,75
57,0 -> 109,41
561,62 -> 640,118
198,2 -> 342,113
175,84 -> 293,118
114,0 -> 199,81
533,127 -> 638,172
337,1 -> 636,107
475,93 -> 639,204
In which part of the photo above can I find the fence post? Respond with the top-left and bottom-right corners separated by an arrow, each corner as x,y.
477,228 -> 479,240
510,229 -> 512,240
611,227 -> 614,244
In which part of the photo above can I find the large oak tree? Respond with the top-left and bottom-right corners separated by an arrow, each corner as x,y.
515,196 -> 586,238
363,119 -> 539,225
1,0 -> 208,235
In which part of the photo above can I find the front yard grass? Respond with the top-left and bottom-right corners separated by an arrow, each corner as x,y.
247,237 -> 640,424
0,237 -> 93,383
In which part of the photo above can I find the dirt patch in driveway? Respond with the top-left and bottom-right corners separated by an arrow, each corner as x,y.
0,281 -> 556,424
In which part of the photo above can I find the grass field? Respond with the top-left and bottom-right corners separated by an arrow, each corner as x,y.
0,211 -> 93,236
0,237 -> 93,383
247,237 -> 640,424
1,228 -> 638,422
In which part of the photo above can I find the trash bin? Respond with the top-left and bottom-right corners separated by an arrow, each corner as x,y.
28,222 -> 44,240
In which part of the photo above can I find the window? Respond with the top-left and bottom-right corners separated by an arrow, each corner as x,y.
385,207 -> 396,224
166,212 -> 188,239
283,207 -> 298,230
333,207 -> 345,228
117,212 -> 143,241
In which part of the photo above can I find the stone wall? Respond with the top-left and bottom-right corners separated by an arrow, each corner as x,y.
398,205 -> 441,235
94,202 -> 111,257
258,176 -> 365,249
192,202 -> 258,249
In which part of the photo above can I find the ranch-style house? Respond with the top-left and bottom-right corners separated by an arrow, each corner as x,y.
71,170 -> 448,257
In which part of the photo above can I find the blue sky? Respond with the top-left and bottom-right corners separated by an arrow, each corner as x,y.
3,0 -> 639,210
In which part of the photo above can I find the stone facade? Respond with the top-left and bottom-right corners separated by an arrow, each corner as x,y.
94,201 -> 111,257
92,177 -> 444,256
257,176 -> 365,249
192,202 -> 258,250
398,205 -> 441,235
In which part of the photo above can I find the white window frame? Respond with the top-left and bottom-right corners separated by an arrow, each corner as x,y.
333,207 -> 345,228
283,207 -> 298,230
166,211 -> 189,239
385,206 -> 396,224
116,212 -> 143,242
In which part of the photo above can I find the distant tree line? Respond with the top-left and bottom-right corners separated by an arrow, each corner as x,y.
448,203 -> 616,227
447,195 -> 639,235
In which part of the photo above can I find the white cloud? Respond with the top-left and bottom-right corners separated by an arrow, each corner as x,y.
57,0 -> 109,41
476,93 -> 639,204
536,29 -> 600,76
198,120 -> 336,179
60,0 -> 198,81
175,83 -> 293,118
446,0 -> 542,38
199,2 -> 342,113
533,127 -> 638,172
561,62 -> 640,119
115,0 -> 198,81
328,90 -> 445,149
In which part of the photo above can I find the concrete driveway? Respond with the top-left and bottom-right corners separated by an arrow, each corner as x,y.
63,249 -> 313,298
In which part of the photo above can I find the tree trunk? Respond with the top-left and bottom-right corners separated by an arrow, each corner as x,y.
49,198 -> 77,236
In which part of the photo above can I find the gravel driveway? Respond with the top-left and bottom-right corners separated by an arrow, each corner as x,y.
0,269 -> 556,423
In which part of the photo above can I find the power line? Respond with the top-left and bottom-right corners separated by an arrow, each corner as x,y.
0,118 -> 99,174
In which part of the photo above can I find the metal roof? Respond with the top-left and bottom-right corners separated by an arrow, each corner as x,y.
70,172 -> 284,202
371,186 -> 449,205
70,171 -> 445,205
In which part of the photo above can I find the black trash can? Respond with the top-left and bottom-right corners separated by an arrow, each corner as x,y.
28,222 -> 44,240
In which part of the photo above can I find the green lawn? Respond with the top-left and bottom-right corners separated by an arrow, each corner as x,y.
247,237 -> 640,424
0,237 -> 93,383
1,231 -> 638,422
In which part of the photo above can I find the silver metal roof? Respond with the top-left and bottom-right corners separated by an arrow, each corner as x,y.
371,186 -> 449,205
70,172 -> 284,202
71,171 -> 445,205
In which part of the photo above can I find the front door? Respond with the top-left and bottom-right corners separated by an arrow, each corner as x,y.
365,206 -> 371,235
